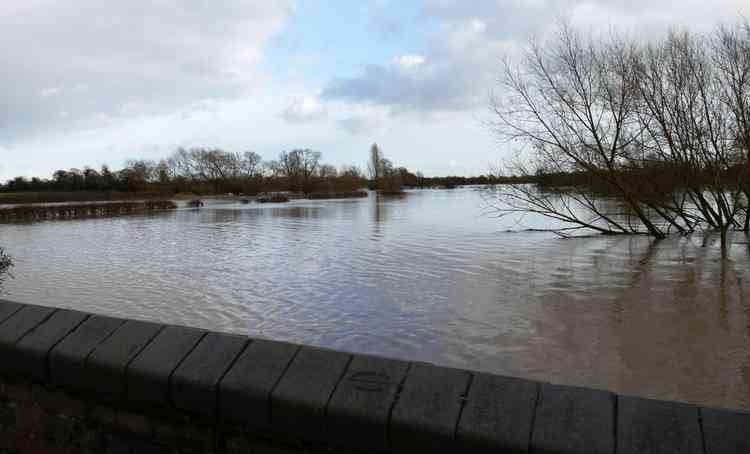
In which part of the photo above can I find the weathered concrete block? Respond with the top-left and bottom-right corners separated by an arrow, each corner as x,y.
617,395 -> 702,454
48,316 -> 125,391
85,320 -> 163,399
0,306 -> 57,365
390,363 -> 470,453
531,383 -> 615,454
7,310 -> 88,382
0,300 -> 23,325
171,332 -> 247,417
271,346 -> 351,442
327,354 -> 408,452
127,325 -> 205,406
219,338 -> 299,427
701,406 -> 750,454
456,373 -> 538,453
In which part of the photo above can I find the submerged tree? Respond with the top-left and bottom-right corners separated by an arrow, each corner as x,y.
490,19 -> 750,252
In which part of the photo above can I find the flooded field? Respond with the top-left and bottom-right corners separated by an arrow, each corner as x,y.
2,187 -> 749,409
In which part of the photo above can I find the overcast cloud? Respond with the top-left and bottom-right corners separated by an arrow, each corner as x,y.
0,0 -> 292,140
2,0 -> 750,179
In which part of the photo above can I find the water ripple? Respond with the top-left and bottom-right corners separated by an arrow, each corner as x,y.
2,188 -> 750,409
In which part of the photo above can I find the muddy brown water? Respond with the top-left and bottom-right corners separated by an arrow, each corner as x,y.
1,187 -> 749,409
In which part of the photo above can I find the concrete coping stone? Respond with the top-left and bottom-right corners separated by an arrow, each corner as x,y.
0,299 -> 747,454
170,331 -> 248,417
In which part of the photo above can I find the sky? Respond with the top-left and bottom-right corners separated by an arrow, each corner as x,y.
2,0 -> 750,181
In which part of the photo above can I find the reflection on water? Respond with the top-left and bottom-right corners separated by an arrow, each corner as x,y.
2,188 -> 750,409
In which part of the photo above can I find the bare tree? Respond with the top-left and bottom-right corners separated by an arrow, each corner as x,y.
492,22 -> 664,236
239,151 -> 263,178
713,20 -> 750,231
268,149 -> 322,192
340,165 -> 363,178
633,29 -> 747,249
319,164 -> 338,178
490,20 -> 750,251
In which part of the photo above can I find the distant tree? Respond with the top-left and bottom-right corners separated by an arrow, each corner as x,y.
67,169 -> 85,191
368,143 -> 382,181
100,165 -> 118,190
340,165 -> 363,178
155,160 -> 171,184
319,164 -> 338,178
6,176 -> 29,191
239,151 -> 263,178
0,145 -> 378,197
83,167 -> 101,190
268,149 -> 322,192
365,143 -> 404,193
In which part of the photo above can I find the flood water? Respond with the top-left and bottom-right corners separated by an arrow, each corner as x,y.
2,187 -> 750,410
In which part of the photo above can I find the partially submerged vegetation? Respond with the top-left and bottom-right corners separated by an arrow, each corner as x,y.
307,190 -> 368,200
491,18 -> 750,252
0,247 -> 11,287
0,200 -> 177,223
0,190 -> 173,205
257,194 -> 290,204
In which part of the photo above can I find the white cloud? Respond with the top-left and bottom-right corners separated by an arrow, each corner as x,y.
393,55 -> 425,69
282,96 -> 328,123
324,0 -> 750,115
0,0 -> 294,142
322,17 -> 502,112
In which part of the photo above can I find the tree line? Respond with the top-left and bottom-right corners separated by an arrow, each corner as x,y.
492,18 -> 750,251
0,148 -> 364,195
1,148 -> 364,195
1,145 -> 505,196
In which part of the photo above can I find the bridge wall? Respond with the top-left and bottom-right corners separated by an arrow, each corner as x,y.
0,299 -> 747,453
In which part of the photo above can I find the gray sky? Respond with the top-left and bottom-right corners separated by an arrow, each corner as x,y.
2,0 -> 749,180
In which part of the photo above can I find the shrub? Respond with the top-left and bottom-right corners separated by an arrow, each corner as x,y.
0,247 -> 12,286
